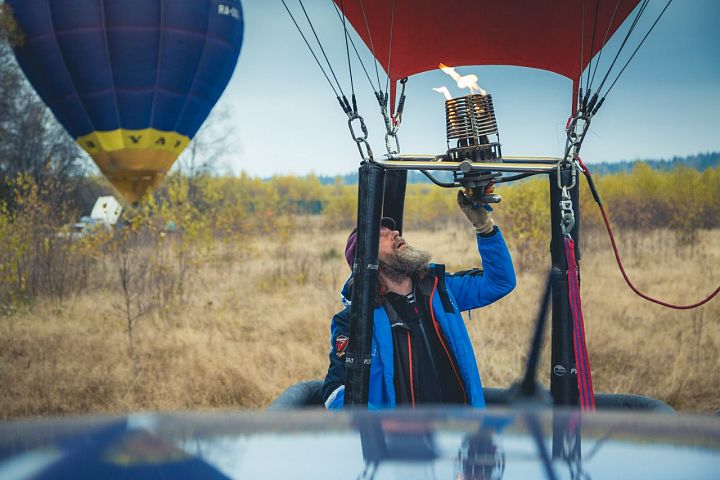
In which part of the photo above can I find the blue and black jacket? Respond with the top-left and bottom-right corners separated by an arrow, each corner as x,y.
322,227 -> 516,409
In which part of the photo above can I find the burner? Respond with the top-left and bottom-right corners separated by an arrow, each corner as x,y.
444,93 -> 501,163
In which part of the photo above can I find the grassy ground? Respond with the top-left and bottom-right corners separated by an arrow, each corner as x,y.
1,222 -> 718,418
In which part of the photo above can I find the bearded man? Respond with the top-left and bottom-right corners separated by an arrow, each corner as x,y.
322,192 -> 516,409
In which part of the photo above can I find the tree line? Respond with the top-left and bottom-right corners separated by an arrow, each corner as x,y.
1,163 -> 718,310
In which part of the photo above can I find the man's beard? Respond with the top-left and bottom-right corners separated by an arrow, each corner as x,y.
380,243 -> 431,282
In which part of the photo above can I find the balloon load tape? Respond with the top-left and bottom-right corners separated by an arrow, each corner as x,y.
445,94 -> 502,204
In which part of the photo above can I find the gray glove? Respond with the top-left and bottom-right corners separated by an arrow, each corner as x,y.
457,190 -> 495,235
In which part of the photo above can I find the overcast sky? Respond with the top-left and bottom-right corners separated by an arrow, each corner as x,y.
212,0 -> 720,177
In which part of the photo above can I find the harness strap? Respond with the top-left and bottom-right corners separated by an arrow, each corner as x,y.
428,276 -> 468,404
563,237 -> 596,410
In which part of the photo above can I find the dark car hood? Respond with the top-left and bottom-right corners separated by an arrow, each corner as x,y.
1,407 -> 719,479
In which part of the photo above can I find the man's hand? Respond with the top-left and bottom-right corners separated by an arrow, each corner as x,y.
457,190 -> 495,235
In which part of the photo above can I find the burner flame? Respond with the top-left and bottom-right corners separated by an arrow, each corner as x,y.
439,63 -> 486,95
433,86 -> 452,100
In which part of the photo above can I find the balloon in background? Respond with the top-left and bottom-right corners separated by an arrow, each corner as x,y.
7,0 -> 244,203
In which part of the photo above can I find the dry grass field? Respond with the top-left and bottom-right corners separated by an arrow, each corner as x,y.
1,219 -> 719,419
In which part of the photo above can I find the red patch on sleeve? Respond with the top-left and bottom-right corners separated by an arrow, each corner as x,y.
335,335 -> 349,357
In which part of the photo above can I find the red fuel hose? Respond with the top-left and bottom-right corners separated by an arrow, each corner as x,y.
577,157 -> 720,310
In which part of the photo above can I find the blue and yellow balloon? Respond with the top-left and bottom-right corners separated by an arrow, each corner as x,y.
7,0 -> 244,203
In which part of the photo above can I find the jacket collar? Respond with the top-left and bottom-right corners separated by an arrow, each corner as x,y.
339,263 -> 444,308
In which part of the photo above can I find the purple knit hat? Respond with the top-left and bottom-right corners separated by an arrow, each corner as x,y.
344,217 -> 397,268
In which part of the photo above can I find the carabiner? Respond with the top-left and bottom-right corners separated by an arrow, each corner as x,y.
556,159 -> 577,191
385,131 -> 400,155
348,114 -> 373,160
348,114 -> 369,142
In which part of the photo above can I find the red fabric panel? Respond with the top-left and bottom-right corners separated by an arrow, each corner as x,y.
335,0 -> 641,82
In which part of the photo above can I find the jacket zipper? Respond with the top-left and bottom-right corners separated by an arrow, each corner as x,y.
407,330 -> 415,406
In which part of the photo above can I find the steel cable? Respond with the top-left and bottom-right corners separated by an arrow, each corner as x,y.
280,0 -> 341,99
601,0 -> 673,98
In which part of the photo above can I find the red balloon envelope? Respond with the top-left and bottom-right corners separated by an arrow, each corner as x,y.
335,0 -> 642,105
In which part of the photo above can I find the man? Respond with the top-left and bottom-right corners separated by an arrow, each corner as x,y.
323,191 -> 516,408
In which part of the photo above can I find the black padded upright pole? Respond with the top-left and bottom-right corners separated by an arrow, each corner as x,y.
382,170 -> 407,235
548,167 -> 580,408
549,166 -> 581,461
345,161 -> 386,406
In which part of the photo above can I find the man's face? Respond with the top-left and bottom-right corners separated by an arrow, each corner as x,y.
378,226 -> 405,264
377,227 -> 432,280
